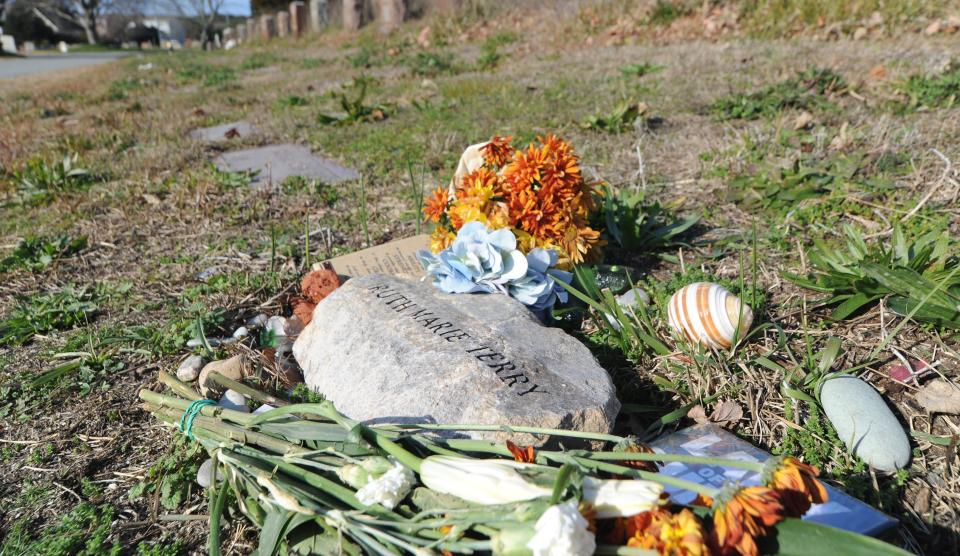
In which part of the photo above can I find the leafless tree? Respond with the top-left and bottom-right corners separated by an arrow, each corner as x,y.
162,0 -> 226,49
32,0 -> 106,44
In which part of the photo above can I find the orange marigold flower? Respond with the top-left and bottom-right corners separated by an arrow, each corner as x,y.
506,440 -> 536,463
429,227 -> 456,253
423,186 -> 449,223
710,486 -> 784,556
627,509 -> 708,556
481,135 -> 515,168
765,457 -> 828,517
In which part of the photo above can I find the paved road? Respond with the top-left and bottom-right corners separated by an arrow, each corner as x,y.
0,52 -> 129,80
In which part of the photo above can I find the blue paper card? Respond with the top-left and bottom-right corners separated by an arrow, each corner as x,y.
649,423 -> 897,536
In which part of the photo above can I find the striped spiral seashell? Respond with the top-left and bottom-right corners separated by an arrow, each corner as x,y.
667,282 -> 754,350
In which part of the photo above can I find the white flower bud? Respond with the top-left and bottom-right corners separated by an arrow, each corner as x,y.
336,464 -> 370,489
526,501 -> 595,556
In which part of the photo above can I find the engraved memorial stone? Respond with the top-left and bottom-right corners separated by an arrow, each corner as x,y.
293,274 -> 619,444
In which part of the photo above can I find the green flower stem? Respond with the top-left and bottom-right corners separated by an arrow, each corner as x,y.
377,422 -> 624,443
583,452 -> 763,472
207,372 -> 291,408
571,456 -> 720,498
318,401 -> 424,473
139,389 -> 256,426
144,402 -> 307,456
439,438 -> 763,472
158,370 -> 203,401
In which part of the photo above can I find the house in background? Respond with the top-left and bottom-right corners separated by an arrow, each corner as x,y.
96,14 -> 187,47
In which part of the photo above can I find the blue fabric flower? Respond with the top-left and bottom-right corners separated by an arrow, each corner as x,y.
508,248 -> 572,312
419,222 -> 571,313
418,222 -> 527,294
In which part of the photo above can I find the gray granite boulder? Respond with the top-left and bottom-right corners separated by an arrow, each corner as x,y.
292,274 -> 620,445
214,144 -> 360,188
820,375 -> 911,472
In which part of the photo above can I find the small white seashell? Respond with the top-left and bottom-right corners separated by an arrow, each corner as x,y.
667,282 -> 753,350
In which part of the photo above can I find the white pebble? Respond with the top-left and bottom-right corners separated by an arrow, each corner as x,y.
616,287 -> 651,308
232,326 -> 249,339
176,355 -> 205,382
266,316 -> 287,337
196,458 -> 221,488
186,337 -> 221,348
253,404 -> 276,415
219,389 -> 249,413
246,314 -> 269,328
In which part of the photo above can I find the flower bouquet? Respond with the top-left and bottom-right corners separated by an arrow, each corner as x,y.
418,135 -> 605,313
140,371 -> 911,556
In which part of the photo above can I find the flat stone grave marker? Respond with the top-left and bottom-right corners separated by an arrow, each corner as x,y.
214,144 -> 360,188
293,274 -> 620,445
189,120 -> 255,143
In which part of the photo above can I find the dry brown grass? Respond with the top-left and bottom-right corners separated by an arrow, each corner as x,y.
1,4 -> 960,553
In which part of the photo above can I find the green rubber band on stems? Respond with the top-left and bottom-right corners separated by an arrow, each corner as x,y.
178,399 -> 217,440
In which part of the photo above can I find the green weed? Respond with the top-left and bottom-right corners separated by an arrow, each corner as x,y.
900,61 -> 960,110
241,52 -> 279,70
649,0 -> 692,25
602,189 -> 699,255
1,502 -> 120,555
726,150 -> 892,209
0,235 -> 87,272
582,102 -> 652,133
619,62 -> 664,78
785,225 -> 960,326
408,51 -> 456,77
212,164 -> 255,189
712,67 -> 846,120
12,153 -> 93,203
0,286 -> 99,346
128,434 -> 204,510
318,78 -> 388,125
276,94 -> 310,108
107,77 -> 145,101
203,67 -> 236,87
476,33 -> 515,71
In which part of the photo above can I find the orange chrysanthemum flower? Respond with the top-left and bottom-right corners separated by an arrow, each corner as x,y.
481,135 -> 515,168
710,486 -> 784,556
455,167 -> 500,201
429,227 -> 456,253
560,224 -> 605,266
765,457 -> 828,517
424,186 -> 449,223
506,440 -> 536,463
628,509 -> 709,556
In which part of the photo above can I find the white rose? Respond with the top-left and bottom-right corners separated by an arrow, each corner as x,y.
355,460 -> 415,509
526,500 -> 596,556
